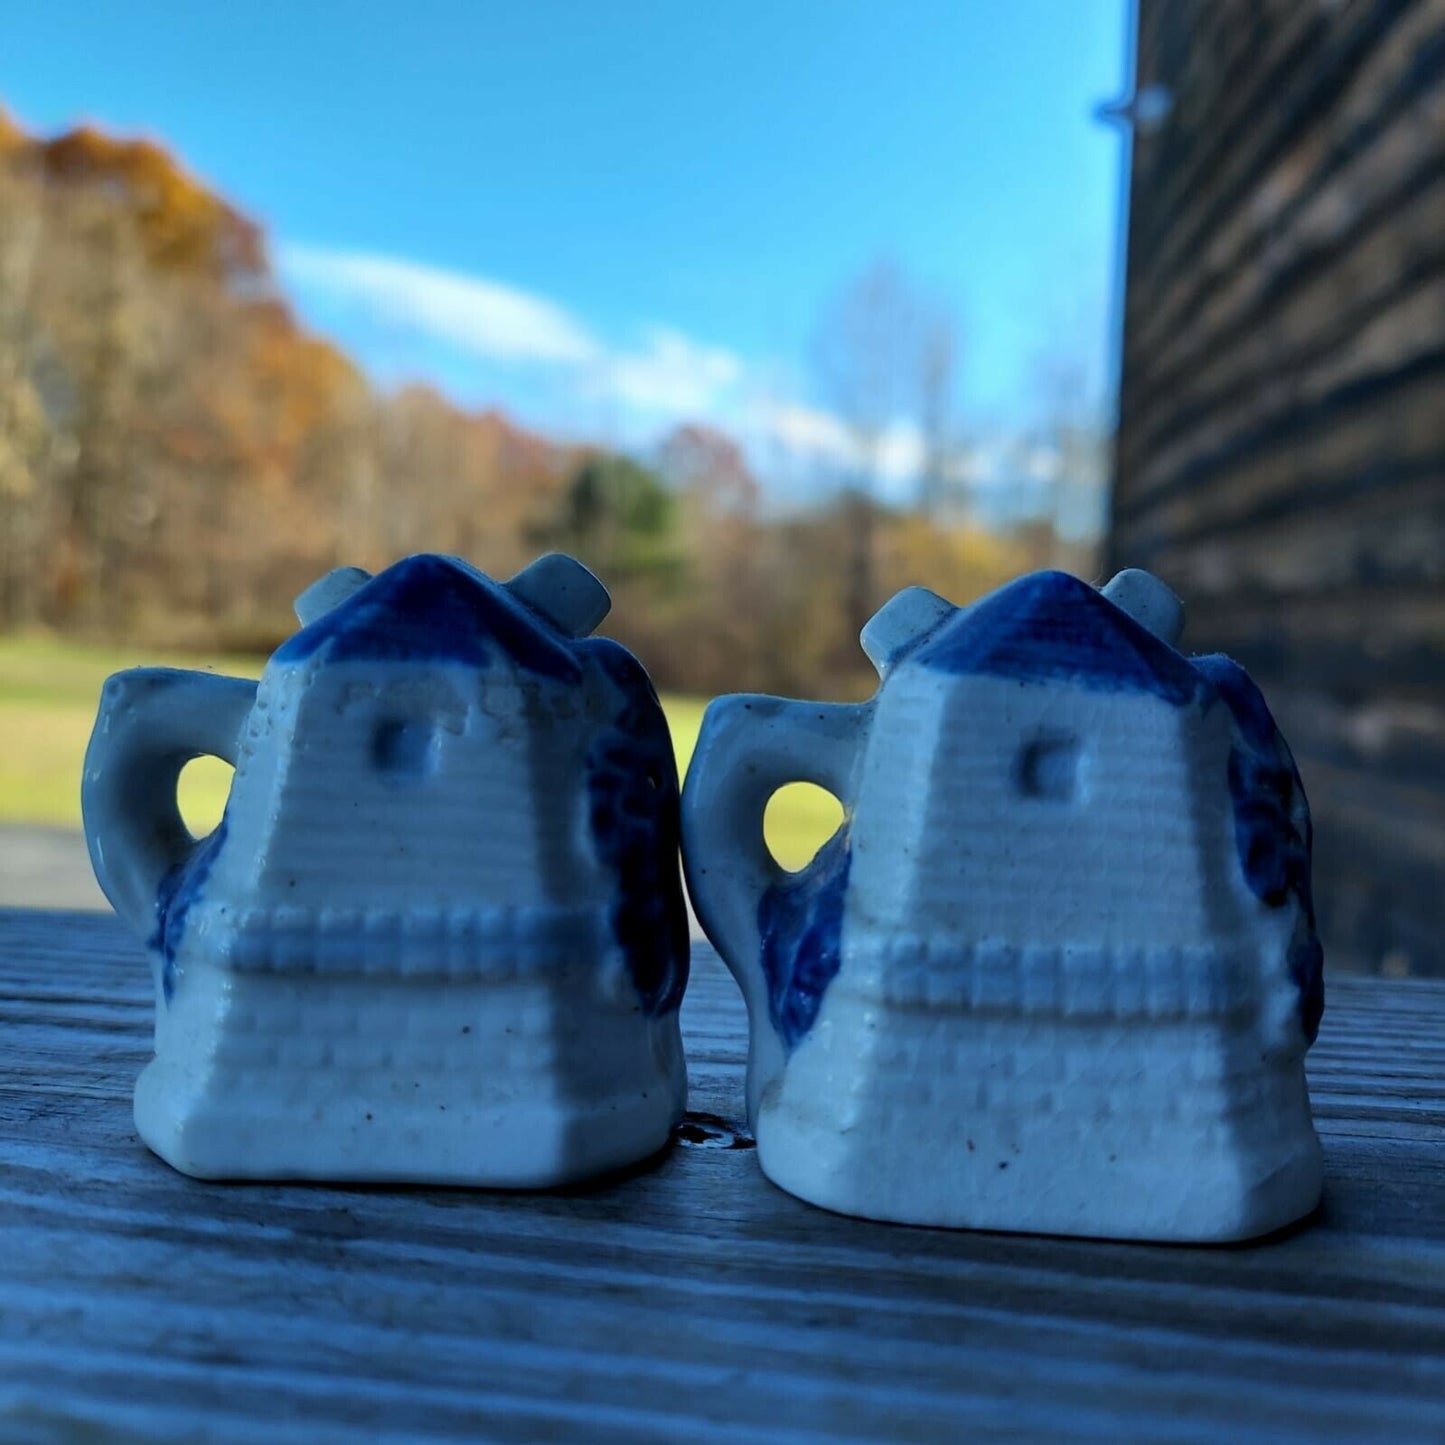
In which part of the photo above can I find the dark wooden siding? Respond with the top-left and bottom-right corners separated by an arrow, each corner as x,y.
1111,0 -> 1445,976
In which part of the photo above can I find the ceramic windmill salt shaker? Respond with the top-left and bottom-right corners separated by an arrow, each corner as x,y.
683,567 -> 1323,1242
83,552 -> 690,1185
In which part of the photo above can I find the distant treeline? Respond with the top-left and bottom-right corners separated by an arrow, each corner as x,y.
0,108 -> 1092,697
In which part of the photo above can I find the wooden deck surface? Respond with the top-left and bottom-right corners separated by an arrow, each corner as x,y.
2,908 -> 1444,1443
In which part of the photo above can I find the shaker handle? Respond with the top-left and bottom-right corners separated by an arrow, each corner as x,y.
681,695 -> 869,1116
82,668 -> 257,940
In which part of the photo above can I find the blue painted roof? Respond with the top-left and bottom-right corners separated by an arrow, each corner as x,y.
274,554 -> 580,680
912,570 -> 1204,705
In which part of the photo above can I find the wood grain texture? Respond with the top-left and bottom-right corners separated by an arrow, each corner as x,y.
1,909 -> 1444,1442
1112,0 -> 1445,976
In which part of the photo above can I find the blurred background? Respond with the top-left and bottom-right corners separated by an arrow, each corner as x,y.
0,1 -> 1438,975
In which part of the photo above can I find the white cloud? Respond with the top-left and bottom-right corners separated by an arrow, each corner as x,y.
599,327 -> 744,416
280,244 -> 751,426
875,423 -> 926,485
763,402 -> 855,463
277,244 -> 988,503
278,244 -> 600,366
758,407 -> 925,493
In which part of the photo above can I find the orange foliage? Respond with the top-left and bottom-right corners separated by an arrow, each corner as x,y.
32,123 -> 264,280
0,105 -> 25,155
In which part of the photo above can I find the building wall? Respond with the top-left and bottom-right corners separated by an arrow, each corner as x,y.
1110,0 -> 1445,975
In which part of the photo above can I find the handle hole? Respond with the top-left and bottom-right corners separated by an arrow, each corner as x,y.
178,756 -> 236,840
765,783 -> 844,873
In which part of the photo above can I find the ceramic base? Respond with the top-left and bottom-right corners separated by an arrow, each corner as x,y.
754,996 -> 1322,1242
136,960 -> 686,1185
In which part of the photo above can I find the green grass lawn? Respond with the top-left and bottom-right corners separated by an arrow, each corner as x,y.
0,635 -> 841,872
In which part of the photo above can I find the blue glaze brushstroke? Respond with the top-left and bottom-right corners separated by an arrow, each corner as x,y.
584,639 -> 689,1015
277,554 -> 580,680
758,829 -> 851,1051
916,570 -> 1203,704
1193,653 -> 1322,1042
150,815 -> 229,1004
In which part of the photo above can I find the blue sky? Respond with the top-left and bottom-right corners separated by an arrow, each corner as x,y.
3,0 -> 1129,486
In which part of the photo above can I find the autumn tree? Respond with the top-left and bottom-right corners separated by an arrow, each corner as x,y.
1025,314 -> 1110,576
812,258 -> 961,654
0,105 -> 1042,701
556,452 -> 678,584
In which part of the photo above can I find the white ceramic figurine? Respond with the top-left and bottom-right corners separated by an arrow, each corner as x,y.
682,568 -> 1324,1242
83,553 -> 689,1184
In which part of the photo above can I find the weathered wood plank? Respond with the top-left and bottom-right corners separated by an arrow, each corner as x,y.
1127,3 -> 1330,304
1144,468 -> 1445,595
1124,121 -> 1445,482
1124,0 -> 1427,369
2,910 -> 1445,1441
1261,686 -> 1445,792
1124,0 -> 1445,426
1128,240 -> 1445,510
1164,585 -> 1445,699
1116,343 -> 1445,534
